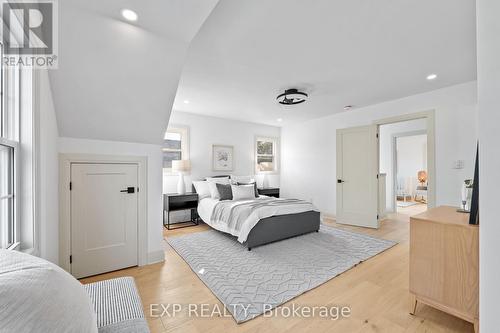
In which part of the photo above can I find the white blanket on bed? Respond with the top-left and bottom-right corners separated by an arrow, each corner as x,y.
206,197 -> 317,243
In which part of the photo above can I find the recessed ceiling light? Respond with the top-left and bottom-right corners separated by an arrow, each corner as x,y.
183,100 -> 190,104
426,74 -> 437,80
121,9 -> 138,22
277,118 -> 283,122
344,105 -> 353,111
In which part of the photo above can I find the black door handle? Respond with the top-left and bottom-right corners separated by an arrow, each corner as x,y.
120,187 -> 135,193
337,179 -> 345,184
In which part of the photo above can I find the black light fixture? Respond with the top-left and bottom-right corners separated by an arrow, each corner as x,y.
276,89 -> 308,105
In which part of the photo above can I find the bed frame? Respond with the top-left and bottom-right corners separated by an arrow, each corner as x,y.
192,176 -> 321,250
244,211 -> 320,250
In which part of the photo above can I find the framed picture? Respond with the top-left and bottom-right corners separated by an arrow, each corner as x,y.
212,145 -> 234,171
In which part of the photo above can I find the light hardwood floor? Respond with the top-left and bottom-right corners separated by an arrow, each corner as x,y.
81,211 -> 474,333
396,202 -> 428,216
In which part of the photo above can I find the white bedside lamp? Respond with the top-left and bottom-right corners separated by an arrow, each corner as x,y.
172,160 -> 191,194
258,162 -> 273,189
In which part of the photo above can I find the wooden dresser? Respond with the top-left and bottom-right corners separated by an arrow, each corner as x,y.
409,206 -> 479,332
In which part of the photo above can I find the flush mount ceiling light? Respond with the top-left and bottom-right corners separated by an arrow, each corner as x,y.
426,73 -> 437,80
276,89 -> 308,105
183,100 -> 190,104
121,9 -> 138,22
343,105 -> 354,111
277,118 -> 283,122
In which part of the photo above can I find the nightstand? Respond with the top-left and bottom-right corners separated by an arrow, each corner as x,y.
257,187 -> 280,198
163,193 -> 199,230
414,185 -> 428,203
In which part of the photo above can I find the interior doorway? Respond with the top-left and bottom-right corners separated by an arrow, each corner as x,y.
378,117 -> 430,218
394,133 -> 428,215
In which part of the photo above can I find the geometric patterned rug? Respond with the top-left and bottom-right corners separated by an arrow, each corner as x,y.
167,225 -> 397,323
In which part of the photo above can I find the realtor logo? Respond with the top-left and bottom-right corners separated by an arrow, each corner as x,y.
2,0 -> 58,68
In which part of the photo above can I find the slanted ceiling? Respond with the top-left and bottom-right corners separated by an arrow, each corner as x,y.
173,0 -> 477,126
50,0 -> 218,144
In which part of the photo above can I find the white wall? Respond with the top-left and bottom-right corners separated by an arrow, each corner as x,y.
379,119 -> 427,211
58,137 -> 164,264
477,0 -> 500,330
397,135 -> 427,179
396,134 -> 427,197
281,81 -> 477,216
37,69 -> 60,264
164,111 -> 281,193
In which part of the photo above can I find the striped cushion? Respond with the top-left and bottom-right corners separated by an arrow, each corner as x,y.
84,277 -> 149,332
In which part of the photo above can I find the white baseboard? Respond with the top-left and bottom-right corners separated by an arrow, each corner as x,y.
321,212 -> 336,222
147,250 -> 165,265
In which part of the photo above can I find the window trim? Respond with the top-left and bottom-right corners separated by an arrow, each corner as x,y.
255,136 -> 279,174
1,6 -> 35,253
0,41 -> 4,138
0,138 -> 20,250
163,125 -> 190,175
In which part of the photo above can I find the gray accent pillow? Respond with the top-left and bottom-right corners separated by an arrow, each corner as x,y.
237,182 -> 259,198
216,183 -> 233,200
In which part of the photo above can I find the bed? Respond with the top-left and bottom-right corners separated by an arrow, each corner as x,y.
193,177 -> 320,250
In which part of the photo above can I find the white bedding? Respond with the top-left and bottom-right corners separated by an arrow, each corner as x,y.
197,196 -> 317,243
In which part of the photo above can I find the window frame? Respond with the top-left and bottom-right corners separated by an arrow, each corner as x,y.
163,125 -> 190,175
0,42 -> 23,250
0,133 -> 20,250
255,136 -> 279,174
0,9 -> 35,253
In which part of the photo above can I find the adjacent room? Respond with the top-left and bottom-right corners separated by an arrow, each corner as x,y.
1,1 -> 499,333
395,134 -> 428,213
379,118 -> 429,218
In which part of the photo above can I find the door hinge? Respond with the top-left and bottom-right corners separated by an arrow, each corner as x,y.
376,133 -> 379,138
69,255 -> 72,264
376,174 -> 379,179
69,182 -> 72,191
137,187 -> 139,193
377,214 -> 379,220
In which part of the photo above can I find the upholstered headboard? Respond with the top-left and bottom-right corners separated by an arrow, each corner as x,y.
191,175 -> 230,193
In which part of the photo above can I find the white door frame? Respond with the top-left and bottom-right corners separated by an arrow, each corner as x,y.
374,110 -> 436,209
391,130 -> 427,212
59,153 -> 148,273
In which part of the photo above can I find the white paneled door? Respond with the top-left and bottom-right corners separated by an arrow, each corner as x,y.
71,163 -> 138,278
336,125 -> 379,228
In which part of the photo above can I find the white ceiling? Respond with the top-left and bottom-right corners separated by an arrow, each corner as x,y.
173,0 -> 477,126
50,0 -> 218,144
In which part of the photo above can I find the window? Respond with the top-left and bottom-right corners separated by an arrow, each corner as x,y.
0,42 -> 20,250
0,144 -> 16,249
163,126 -> 189,173
255,136 -> 279,173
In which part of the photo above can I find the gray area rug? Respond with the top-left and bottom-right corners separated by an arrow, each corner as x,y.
167,225 -> 396,323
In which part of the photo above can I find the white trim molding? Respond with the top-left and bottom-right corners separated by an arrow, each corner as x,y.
373,110 -> 436,209
147,250 -> 165,265
254,135 -> 280,175
163,124 -> 190,175
58,153 -> 149,274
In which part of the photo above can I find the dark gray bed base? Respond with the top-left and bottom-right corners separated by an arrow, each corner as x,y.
192,175 -> 320,250
244,210 -> 321,250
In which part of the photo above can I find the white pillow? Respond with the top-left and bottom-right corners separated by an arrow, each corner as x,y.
208,182 -> 221,200
230,175 -> 255,184
231,184 -> 257,201
206,177 -> 230,185
192,181 -> 211,199
0,249 -> 98,333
